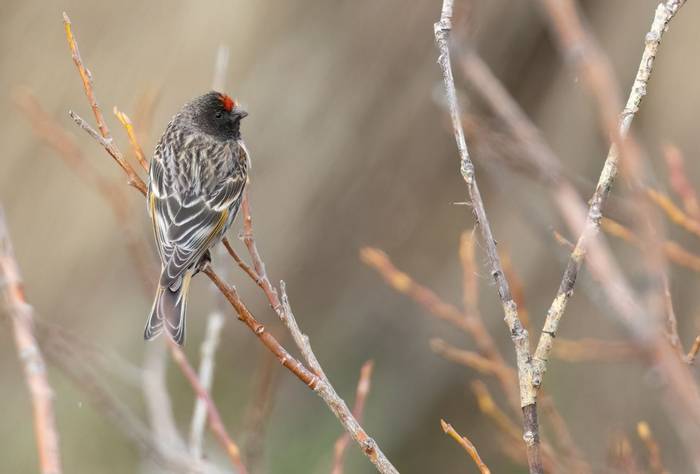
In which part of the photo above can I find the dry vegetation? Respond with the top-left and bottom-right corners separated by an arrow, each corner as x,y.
3,1 -> 700,473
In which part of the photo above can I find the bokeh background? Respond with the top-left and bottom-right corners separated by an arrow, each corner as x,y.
2,1 -> 700,472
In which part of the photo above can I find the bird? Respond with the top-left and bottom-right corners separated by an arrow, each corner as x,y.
144,91 -> 249,345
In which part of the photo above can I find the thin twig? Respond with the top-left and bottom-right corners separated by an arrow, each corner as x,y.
430,339 -> 513,379
44,333 -> 218,473
63,11 -> 110,139
332,360 -> 375,474
277,283 -> 398,473
0,207 -> 62,474
240,194 -> 281,312
114,107 -> 149,172
222,237 -> 262,289
646,188 -> 700,238
549,338 -> 641,362
440,419 -> 491,474
433,2 -> 540,471
63,13 -> 147,195
15,90 -> 154,288
602,217 -> 700,273
470,381 -> 522,448
169,341 -> 248,474
361,248 -> 489,340
69,110 -> 147,195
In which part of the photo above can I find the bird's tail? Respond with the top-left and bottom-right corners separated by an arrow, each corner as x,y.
144,273 -> 192,345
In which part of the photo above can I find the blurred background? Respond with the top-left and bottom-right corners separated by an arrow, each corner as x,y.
2,0 -> 700,472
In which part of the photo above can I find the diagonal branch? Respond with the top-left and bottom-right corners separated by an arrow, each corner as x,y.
434,1 -> 540,472
0,207 -> 62,474
440,419 -> 491,474
531,0 -> 687,389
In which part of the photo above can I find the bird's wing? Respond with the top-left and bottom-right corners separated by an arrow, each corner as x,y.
148,143 -> 247,288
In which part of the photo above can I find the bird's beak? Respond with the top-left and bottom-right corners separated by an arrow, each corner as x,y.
235,108 -> 248,119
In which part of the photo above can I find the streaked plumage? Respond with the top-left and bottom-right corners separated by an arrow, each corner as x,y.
145,91 -> 249,345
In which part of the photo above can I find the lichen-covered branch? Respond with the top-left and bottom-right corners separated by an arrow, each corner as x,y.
531,0 -> 687,386
434,2 -> 539,469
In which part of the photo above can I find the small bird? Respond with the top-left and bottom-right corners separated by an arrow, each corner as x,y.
145,91 -> 249,345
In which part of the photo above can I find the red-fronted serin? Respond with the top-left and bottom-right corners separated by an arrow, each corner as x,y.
145,91 -> 249,345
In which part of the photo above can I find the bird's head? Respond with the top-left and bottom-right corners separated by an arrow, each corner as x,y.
188,91 -> 248,141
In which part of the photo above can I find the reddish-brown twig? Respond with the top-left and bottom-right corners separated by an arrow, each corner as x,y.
222,237 -> 262,289
440,419 -> 491,474
602,217 -> 700,273
646,188 -> 700,238
550,338 -> 641,362
63,12 -> 109,139
168,341 -> 247,474
239,193 -> 282,312
15,90 -> 154,289
430,339 -> 513,380
0,208 -> 62,474
63,13 -> 147,195
332,360 -> 375,474
360,247 -> 499,361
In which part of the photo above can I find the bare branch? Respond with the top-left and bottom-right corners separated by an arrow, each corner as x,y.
277,283 -> 398,473
69,110 -> 147,195
433,1 -> 540,470
646,188 -> 700,238
0,207 -> 62,474
63,12 -> 110,139
532,0 -> 688,383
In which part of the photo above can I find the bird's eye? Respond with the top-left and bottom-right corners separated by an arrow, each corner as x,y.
215,111 -> 223,119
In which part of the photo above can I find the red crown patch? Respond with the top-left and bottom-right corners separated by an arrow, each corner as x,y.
219,94 -> 235,112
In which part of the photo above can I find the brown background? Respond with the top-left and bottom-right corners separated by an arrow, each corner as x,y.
1,1 -> 700,472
